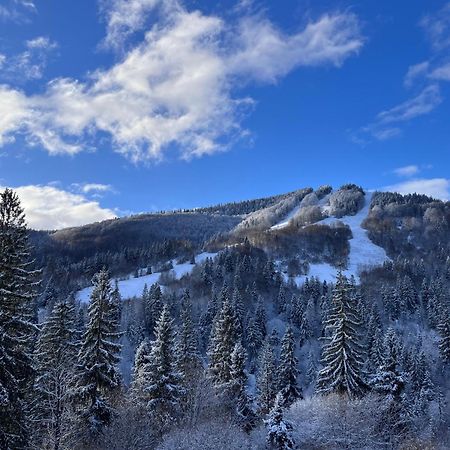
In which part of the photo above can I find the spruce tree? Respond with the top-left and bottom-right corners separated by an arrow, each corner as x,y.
74,269 -> 122,436
277,327 -> 302,406
0,188 -> 40,448
131,338 -> 151,399
370,328 -> 408,443
316,272 -> 367,398
208,295 -> 239,385
438,311 -> 450,364
229,342 -> 256,432
33,299 -> 79,449
265,393 -> 295,450
257,341 -> 277,414
140,306 -> 184,432
176,289 -> 202,385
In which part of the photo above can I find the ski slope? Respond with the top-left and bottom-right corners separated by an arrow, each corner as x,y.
282,192 -> 390,284
76,252 -> 216,303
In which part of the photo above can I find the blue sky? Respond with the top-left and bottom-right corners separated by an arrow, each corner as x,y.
0,0 -> 449,229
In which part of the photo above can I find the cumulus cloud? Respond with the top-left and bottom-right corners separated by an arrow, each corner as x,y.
0,2 -> 363,162
382,178 -> 449,201
2,185 -> 117,230
393,165 -> 420,177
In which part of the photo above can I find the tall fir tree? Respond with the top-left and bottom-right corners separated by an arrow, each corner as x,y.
176,289 -> 202,385
370,328 -> 408,443
33,299 -> 80,449
229,342 -> 257,432
257,341 -> 277,414
74,269 -> 122,436
316,272 -> 367,398
0,188 -> 40,448
277,326 -> 302,406
265,393 -> 295,450
438,310 -> 450,364
131,338 -> 151,400
207,294 -> 239,385
139,306 -> 184,432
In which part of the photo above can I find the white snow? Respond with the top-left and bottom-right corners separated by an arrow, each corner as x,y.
280,192 -> 389,285
76,252 -> 217,303
271,203 -> 304,230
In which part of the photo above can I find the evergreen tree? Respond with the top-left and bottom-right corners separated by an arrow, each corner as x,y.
316,272 -> 367,398
277,327 -> 302,406
370,328 -> 408,443
176,289 -> 202,385
208,295 -> 239,385
0,188 -> 40,448
33,299 -> 79,449
265,393 -> 295,450
229,342 -> 256,432
74,269 -> 122,436
140,306 -> 184,432
257,341 -> 277,414
438,311 -> 450,364
131,338 -> 151,399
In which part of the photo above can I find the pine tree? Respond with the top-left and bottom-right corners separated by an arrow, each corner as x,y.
140,306 -> 184,432
316,272 -> 367,398
33,299 -> 79,449
176,289 -> 202,385
229,342 -> 256,432
265,393 -> 295,450
277,327 -> 302,406
74,269 -> 122,436
0,188 -> 40,448
208,294 -> 239,385
144,283 -> 162,335
276,285 -> 287,315
370,328 -> 408,443
257,341 -> 277,414
438,311 -> 450,364
131,338 -> 151,399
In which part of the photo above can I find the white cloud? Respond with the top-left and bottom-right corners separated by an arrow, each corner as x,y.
0,0 -> 36,23
3,185 -> 117,230
376,85 -> 442,124
73,183 -> 115,195
404,61 -> 429,87
0,36 -> 58,82
100,0 -> 179,51
0,85 -> 29,145
383,178 -> 449,201
355,85 -> 442,143
228,13 -> 363,84
420,3 -> 450,51
26,36 -> 57,50
430,62 -> 450,81
393,165 -> 419,177
0,4 -> 363,162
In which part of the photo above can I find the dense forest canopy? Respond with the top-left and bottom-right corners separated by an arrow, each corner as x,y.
2,185 -> 450,449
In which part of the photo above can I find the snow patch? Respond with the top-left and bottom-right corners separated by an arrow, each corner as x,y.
76,252 -> 217,303
279,192 -> 389,285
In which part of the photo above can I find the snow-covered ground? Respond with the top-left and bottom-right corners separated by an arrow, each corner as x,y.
76,252 -> 216,303
280,192 -> 390,284
271,203 -> 304,230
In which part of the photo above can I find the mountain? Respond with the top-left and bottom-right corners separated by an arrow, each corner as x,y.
11,184 -> 450,449
31,183 -> 449,300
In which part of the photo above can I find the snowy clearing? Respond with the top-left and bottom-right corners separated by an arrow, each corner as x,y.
279,192 -> 389,284
76,252 -> 217,303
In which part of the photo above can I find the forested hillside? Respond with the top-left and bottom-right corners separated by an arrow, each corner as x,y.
2,185 -> 450,449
